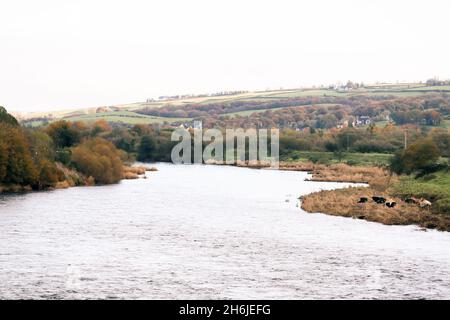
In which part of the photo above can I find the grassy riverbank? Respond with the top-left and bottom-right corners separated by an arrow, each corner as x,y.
390,170 -> 450,214
294,162 -> 450,231
281,151 -> 393,167
301,186 -> 450,231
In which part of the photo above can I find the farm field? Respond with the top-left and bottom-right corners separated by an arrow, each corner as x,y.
223,103 -> 345,117
63,110 -> 191,125
16,83 -> 450,125
405,85 -> 450,91
283,150 -> 393,166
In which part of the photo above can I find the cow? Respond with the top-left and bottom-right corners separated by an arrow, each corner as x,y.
372,196 -> 386,204
419,199 -> 432,209
385,200 -> 397,208
357,197 -> 368,203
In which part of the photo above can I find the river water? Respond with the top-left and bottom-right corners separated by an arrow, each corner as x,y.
0,163 -> 449,299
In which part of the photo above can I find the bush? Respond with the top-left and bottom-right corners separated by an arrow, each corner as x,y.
435,198 -> 450,215
0,123 -> 38,185
71,138 -> 124,184
45,120 -> 80,149
55,149 -> 72,165
38,161 -> 59,189
389,139 -> 440,174
325,141 -> 338,152
137,135 -> 157,162
307,154 -> 321,164
353,140 -> 395,153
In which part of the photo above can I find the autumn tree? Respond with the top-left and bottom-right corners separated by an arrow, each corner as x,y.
38,160 -> 59,189
45,120 -> 80,149
0,123 -> 38,185
0,106 -> 19,126
137,135 -> 157,162
390,139 -> 441,174
91,120 -> 111,137
71,138 -> 124,184
428,128 -> 450,157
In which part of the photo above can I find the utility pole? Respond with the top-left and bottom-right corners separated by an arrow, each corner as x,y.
404,130 -> 408,149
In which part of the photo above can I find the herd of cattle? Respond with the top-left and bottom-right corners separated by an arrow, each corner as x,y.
357,196 -> 432,209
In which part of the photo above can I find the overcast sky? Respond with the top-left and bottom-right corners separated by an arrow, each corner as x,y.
1,0 -> 449,112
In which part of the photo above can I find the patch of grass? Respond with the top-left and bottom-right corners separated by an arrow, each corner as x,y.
222,103 -> 344,117
390,169 -> 450,214
222,108 -> 280,117
279,162 -> 388,184
438,120 -> 450,128
63,111 -> 191,125
282,151 -> 392,167
405,85 -> 450,91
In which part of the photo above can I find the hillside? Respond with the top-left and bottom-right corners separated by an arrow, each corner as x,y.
17,83 -> 450,127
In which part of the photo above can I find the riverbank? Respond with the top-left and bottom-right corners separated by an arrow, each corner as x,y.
301,186 -> 450,231
279,162 -> 388,184
227,159 -> 450,231
288,162 -> 450,231
0,164 -> 157,193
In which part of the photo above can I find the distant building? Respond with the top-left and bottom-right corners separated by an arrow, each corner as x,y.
193,121 -> 202,130
355,116 -> 371,126
337,120 -> 349,129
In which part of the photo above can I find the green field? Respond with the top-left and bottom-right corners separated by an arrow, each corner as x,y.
19,83 -> 450,125
283,150 -> 393,166
130,86 -> 450,110
405,85 -> 450,92
212,87 -> 448,102
391,169 -> 450,214
223,106 -> 293,117
438,120 -> 450,128
223,103 -> 345,117
63,111 -> 190,125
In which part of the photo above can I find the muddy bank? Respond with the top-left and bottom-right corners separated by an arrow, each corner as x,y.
122,165 -> 158,180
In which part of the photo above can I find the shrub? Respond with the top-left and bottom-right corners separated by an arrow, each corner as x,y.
45,120 -> 80,149
71,138 -> 124,184
435,198 -> 450,215
55,149 -> 72,165
137,135 -> 157,162
38,161 -> 59,189
389,139 -> 440,174
0,123 -> 38,185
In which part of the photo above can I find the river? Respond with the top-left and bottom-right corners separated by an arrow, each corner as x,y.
1,163 -> 449,299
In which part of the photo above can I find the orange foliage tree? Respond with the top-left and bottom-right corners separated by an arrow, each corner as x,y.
71,137 -> 124,184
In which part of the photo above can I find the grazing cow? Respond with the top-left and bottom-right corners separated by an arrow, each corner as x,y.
357,197 -> 368,203
419,199 -> 432,208
372,196 -> 386,204
385,200 -> 397,208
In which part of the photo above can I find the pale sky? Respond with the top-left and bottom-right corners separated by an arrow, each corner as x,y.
1,0 -> 449,112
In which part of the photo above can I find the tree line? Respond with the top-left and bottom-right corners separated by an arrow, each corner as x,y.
0,108 -> 126,190
1,104 -> 449,191
135,93 -> 449,130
